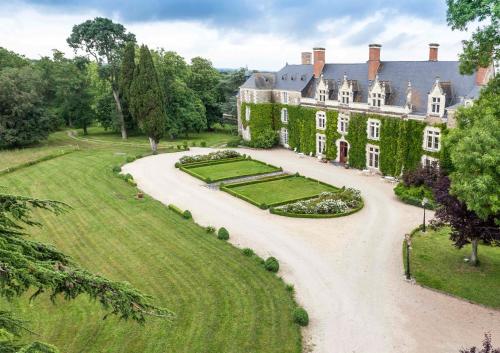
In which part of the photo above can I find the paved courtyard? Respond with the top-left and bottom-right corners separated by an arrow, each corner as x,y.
123,147 -> 500,353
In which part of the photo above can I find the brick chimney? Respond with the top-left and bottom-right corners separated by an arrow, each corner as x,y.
301,52 -> 312,65
429,43 -> 439,61
368,44 -> 381,81
313,47 -> 325,78
476,66 -> 489,86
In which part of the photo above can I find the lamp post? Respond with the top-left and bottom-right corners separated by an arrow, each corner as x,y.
421,197 -> 428,232
405,233 -> 411,280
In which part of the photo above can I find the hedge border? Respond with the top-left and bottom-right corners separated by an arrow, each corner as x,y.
180,158 -> 283,183
179,156 -> 245,168
0,148 -> 78,176
269,201 -> 364,218
222,175 -> 340,209
393,183 -> 437,210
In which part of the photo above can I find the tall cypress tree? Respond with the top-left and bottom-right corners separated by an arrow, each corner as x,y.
129,45 -> 166,152
119,42 -> 136,130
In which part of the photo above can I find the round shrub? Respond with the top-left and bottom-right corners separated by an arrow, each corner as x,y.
200,141 -> 207,147
124,173 -> 133,181
174,162 -> 181,168
205,226 -> 216,233
217,227 -> 229,241
293,307 -> 309,326
264,257 -> 279,272
285,284 -> 295,294
182,210 -> 192,219
112,165 -> 121,173
176,144 -> 181,150
242,248 -> 254,257
259,203 -> 268,210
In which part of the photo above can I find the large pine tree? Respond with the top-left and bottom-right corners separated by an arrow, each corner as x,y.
129,45 -> 166,152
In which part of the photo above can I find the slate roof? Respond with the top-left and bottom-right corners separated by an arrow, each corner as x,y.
241,60 -> 480,115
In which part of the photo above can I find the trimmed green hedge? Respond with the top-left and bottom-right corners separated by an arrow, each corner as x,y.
0,148 -> 78,176
394,183 -> 436,209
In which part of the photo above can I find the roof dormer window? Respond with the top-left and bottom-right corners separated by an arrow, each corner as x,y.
368,75 -> 386,109
316,75 -> 328,103
338,74 -> 352,105
319,90 -> 326,102
427,77 -> 446,117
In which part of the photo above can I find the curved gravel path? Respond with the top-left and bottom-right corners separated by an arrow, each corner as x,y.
123,147 -> 500,353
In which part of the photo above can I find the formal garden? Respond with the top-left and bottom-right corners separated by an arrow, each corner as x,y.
178,151 -> 364,217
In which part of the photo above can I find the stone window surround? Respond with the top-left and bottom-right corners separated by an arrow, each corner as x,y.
316,133 -> 326,156
421,154 -> 439,168
423,126 -> 441,152
281,108 -> 288,123
280,127 -> 289,147
316,111 -> 326,130
282,91 -> 289,104
338,113 -> 349,134
366,144 -> 380,170
245,106 -> 251,121
367,118 -> 381,140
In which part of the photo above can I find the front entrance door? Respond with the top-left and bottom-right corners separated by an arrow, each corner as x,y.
339,141 -> 348,164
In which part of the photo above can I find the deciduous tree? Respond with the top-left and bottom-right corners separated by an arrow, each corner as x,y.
188,57 -> 222,129
447,76 -> 500,223
67,17 -> 136,139
447,0 -> 499,74
129,45 -> 166,152
433,175 -> 499,266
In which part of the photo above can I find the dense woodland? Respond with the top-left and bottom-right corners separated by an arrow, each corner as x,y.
0,17 -> 246,150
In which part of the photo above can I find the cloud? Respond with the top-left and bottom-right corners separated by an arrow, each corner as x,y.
18,0 -> 448,38
0,1 -> 470,71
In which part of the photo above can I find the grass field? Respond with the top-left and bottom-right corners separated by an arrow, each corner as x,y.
0,134 -> 301,352
407,228 -> 500,308
184,159 -> 281,182
73,126 -> 235,148
225,176 -> 338,207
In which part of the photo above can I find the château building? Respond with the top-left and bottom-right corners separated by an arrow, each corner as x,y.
237,44 -> 493,174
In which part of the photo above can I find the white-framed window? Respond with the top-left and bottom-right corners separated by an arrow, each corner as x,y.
367,145 -> 380,169
244,90 -> 251,102
338,114 -> 349,134
371,93 -> 383,107
282,91 -> 289,104
316,111 -> 326,130
431,97 -> 440,114
281,108 -> 288,123
421,155 -> 439,168
423,127 -> 441,152
319,89 -> 326,102
316,134 -> 326,155
340,90 -> 350,104
280,128 -> 289,146
367,118 -> 380,140
245,106 -> 251,121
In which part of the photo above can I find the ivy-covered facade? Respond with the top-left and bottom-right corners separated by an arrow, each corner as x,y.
238,44 -> 491,176
240,102 -> 447,176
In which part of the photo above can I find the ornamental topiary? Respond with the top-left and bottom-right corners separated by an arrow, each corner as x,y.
242,248 -> 254,257
205,226 -> 216,233
293,307 -> 309,326
264,257 -> 279,272
217,227 -> 229,240
182,210 -> 192,219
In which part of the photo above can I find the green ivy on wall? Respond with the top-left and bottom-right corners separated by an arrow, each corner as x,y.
242,103 -> 442,176
345,114 -> 368,169
325,110 -> 340,160
240,103 -> 274,140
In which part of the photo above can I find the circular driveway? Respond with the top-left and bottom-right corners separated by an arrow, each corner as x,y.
123,147 -> 500,353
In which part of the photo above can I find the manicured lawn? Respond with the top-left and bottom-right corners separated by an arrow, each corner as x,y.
407,227 -> 500,308
185,159 -> 281,182
226,176 -> 338,207
0,134 -> 301,353
75,126 -> 235,147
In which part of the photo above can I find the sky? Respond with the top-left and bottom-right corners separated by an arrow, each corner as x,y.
0,0 -> 472,70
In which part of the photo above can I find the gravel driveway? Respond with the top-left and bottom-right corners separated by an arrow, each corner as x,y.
123,147 -> 500,353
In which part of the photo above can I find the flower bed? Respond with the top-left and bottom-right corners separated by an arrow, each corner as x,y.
178,150 -> 240,165
270,188 -> 363,218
